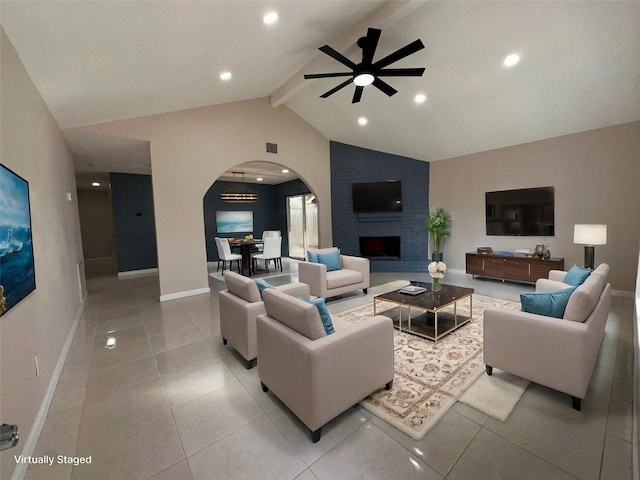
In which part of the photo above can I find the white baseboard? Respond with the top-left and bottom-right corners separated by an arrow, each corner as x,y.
160,287 -> 210,302
11,302 -> 85,480
118,268 -> 159,278
612,289 -> 634,298
447,268 -> 467,275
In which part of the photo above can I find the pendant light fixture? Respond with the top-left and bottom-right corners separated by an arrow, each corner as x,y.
220,172 -> 259,203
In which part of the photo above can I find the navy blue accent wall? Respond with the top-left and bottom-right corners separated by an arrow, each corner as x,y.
203,179 -> 309,261
110,173 -> 158,272
330,142 -> 429,272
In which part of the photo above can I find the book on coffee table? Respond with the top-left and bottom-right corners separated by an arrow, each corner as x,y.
399,285 -> 426,295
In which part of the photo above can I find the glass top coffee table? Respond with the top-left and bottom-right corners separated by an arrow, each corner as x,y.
373,281 -> 474,342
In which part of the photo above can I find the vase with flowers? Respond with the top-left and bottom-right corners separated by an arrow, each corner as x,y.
428,261 -> 447,291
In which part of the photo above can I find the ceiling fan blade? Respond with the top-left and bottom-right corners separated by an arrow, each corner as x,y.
373,77 -> 398,97
352,85 -> 364,104
373,39 -> 425,70
360,28 -> 382,65
377,67 -> 426,77
304,72 -> 354,79
318,45 -> 357,70
320,78 -> 353,98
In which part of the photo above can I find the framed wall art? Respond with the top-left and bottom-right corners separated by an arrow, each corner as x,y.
216,210 -> 253,234
0,164 -> 36,316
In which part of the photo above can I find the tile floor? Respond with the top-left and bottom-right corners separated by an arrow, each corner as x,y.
23,258 -> 634,480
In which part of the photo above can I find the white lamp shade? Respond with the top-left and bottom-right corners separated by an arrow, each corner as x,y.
573,224 -> 607,245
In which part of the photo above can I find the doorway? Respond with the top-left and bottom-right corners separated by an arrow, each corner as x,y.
287,194 -> 318,259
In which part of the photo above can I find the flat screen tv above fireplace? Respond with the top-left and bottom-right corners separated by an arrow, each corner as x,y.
352,181 -> 402,213
486,186 -> 555,236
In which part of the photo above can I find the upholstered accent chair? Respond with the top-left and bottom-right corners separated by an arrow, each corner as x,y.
298,247 -> 370,298
483,263 -> 611,410
218,271 -> 308,368
257,288 -> 394,442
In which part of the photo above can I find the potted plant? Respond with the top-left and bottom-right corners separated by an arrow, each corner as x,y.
426,207 -> 451,262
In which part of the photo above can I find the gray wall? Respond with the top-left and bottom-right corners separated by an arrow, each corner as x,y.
0,28 -> 85,479
77,189 -> 115,260
430,121 -> 640,292
71,98 -> 332,300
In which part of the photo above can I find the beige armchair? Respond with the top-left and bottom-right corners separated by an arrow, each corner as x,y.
257,288 -> 394,442
298,247 -> 370,298
483,263 -> 611,410
218,271 -> 308,368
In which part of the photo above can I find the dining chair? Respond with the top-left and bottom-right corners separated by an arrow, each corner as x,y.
256,230 -> 281,252
252,236 -> 282,273
215,237 -> 242,273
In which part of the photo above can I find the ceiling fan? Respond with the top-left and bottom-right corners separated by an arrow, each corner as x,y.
304,28 -> 425,104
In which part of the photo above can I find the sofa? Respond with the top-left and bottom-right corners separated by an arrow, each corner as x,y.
298,247 -> 370,298
257,288 -> 394,442
483,263 -> 611,410
218,271 -> 308,368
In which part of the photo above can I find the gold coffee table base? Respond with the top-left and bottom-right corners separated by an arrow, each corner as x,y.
374,283 -> 474,343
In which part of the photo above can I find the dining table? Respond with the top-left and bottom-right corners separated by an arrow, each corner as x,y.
229,238 -> 263,276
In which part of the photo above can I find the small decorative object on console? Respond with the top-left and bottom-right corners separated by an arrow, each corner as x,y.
534,244 -> 551,259
477,247 -> 493,255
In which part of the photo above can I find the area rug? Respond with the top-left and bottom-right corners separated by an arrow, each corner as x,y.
334,293 -> 523,440
459,368 -> 529,421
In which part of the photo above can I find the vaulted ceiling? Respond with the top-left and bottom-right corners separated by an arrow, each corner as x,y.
2,1 -> 639,186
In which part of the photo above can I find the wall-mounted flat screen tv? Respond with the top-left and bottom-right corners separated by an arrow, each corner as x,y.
352,181 -> 402,213
486,186 -> 554,236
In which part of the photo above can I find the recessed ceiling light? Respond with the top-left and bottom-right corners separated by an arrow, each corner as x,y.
263,12 -> 279,24
414,93 -> 427,104
219,71 -> 232,81
281,169 -> 289,173
503,53 -> 520,67
92,182 -> 100,187
256,177 -> 263,182
358,117 -> 368,126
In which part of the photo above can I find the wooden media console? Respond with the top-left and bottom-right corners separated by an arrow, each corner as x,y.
466,252 -> 564,284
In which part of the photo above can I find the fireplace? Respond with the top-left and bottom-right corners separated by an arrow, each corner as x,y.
359,236 -> 401,259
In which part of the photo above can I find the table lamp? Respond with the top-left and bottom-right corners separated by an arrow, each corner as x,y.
573,224 -> 607,269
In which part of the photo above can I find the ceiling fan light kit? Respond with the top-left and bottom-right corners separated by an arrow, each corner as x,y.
354,73 -> 375,86
304,28 -> 426,104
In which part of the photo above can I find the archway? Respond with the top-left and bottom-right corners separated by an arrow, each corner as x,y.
202,161 -> 318,273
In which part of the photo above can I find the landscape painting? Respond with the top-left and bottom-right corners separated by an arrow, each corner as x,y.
0,164 -> 36,316
216,211 -> 253,233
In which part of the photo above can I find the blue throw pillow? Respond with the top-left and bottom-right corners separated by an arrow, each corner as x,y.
520,287 -> 576,319
316,249 -> 342,272
307,250 -> 318,263
255,279 -> 275,299
564,265 -> 591,286
297,296 -> 335,335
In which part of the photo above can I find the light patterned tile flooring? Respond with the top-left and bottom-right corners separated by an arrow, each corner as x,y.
22,259 -> 633,480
